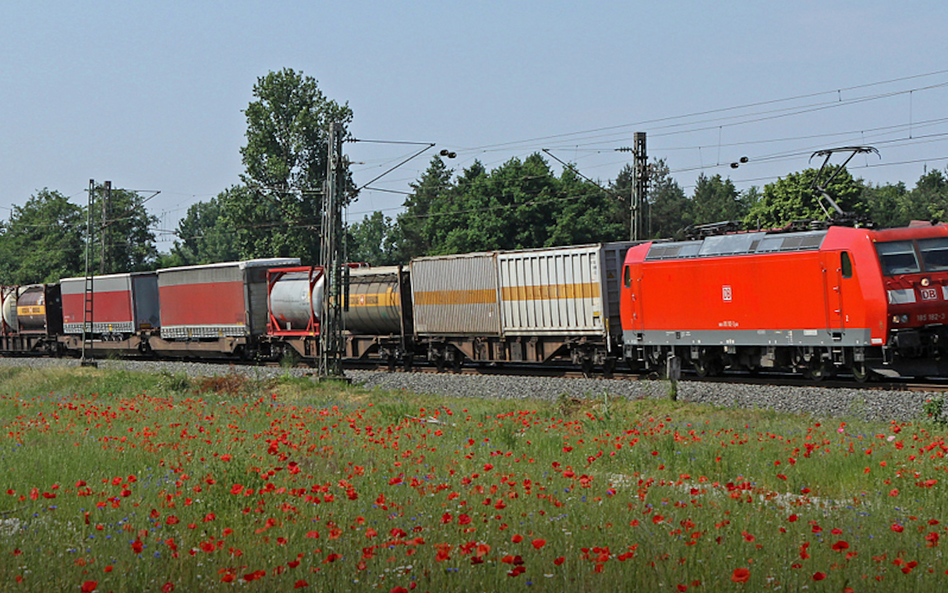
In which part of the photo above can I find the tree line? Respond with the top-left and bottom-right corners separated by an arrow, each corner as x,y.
3,68 -> 948,283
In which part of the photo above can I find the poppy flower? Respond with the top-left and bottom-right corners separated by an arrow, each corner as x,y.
81,581 -> 97,593
532,538 -> 546,550
831,540 -> 849,552
731,568 -> 750,583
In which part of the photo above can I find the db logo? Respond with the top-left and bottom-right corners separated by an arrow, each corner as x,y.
920,288 -> 938,301
722,285 -> 732,302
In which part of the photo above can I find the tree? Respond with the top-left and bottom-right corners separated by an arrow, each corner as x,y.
691,173 -> 746,225
911,169 -> 948,222
0,189 -> 84,283
91,185 -> 159,273
390,156 -> 454,261
347,211 -> 398,266
743,165 -> 867,230
863,181 -> 910,228
231,68 -> 354,262
167,190 -> 241,265
647,159 -> 692,239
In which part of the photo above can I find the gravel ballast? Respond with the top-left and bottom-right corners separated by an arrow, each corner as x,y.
0,357 -> 942,423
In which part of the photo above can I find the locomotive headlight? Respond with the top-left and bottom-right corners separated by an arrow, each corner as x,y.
893,315 -> 900,323
901,314 -> 910,323
921,277 -> 931,287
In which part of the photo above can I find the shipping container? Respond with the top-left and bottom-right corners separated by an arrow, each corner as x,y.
410,252 -> 501,336
159,258 -> 298,339
498,243 -> 633,340
60,272 -> 159,334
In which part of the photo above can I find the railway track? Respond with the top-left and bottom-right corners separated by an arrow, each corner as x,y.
274,358 -> 948,393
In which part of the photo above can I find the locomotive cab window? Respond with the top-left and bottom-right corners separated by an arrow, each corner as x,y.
876,241 -> 920,276
918,237 -> 948,272
623,265 -> 631,288
841,252 -> 852,278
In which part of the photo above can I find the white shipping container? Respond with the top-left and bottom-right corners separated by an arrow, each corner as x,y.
498,243 -> 634,338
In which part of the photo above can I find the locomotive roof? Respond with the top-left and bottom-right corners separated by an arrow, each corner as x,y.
645,229 -> 828,261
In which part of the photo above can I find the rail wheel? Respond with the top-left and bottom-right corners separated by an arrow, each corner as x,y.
386,355 -> 397,372
803,361 -> 833,382
452,356 -> 463,374
581,358 -> 595,378
851,363 -> 871,383
693,356 -> 722,378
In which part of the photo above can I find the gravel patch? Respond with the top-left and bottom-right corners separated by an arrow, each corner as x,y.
0,357 -> 943,423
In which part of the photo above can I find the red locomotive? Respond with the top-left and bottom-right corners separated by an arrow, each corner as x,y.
620,222 -> 948,380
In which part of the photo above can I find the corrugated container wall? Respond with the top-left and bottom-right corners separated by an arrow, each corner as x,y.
411,253 -> 501,336
498,243 -> 633,338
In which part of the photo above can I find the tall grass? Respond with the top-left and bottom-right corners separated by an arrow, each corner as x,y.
0,366 -> 945,592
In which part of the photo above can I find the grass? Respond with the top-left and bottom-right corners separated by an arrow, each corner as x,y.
0,366 -> 946,592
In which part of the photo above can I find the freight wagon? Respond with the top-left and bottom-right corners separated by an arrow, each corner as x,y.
412,242 -> 635,373
59,272 -> 160,355
265,265 -> 413,368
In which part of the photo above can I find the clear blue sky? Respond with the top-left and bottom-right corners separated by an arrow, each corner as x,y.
2,1 -> 947,249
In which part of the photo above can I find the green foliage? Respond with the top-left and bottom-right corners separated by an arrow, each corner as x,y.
346,211 -> 399,265
168,190 -> 242,265
691,173 -> 747,225
924,396 -> 947,427
90,184 -> 159,273
744,165 -> 867,229
0,189 -> 84,283
233,68 -> 354,263
392,153 -> 627,258
646,159 -> 692,239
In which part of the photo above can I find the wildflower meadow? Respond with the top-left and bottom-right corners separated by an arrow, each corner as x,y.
1,366 -> 946,592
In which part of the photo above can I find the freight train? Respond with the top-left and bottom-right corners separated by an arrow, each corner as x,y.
3,223 -> 948,381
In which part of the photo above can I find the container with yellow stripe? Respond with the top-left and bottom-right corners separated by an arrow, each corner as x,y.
411,252 -> 501,336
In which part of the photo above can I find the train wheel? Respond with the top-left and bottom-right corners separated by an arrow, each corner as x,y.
452,356 -> 463,374
851,363 -> 871,383
803,361 -> 832,382
434,357 -> 446,373
602,358 -> 616,379
581,358 -> 594,378
693,357 -> 722,378
403,354 -> 414,372
387,355 -> 397,372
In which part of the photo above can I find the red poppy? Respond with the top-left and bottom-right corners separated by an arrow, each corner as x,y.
553,556 -> 565,566
832,540 -> 850,552
512,534 -> 523,543
294,580 -> 308,589
81,581 -> 97,593
891,523 -> 904,533
812,572 -> 826,581
532,538 -> 546,550
731,568 -> 750,583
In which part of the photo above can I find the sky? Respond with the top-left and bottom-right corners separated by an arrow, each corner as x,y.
2,1 -> 947,250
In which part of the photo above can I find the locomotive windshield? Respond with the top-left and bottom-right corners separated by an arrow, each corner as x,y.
875,240 -> 922,275
918,237 -> 948,272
